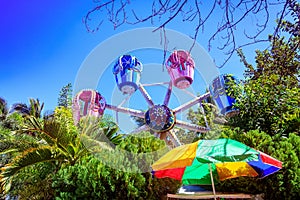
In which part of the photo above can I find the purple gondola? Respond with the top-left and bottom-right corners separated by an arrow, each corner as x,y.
113,55 -> 143,94
166,50 -> 195,89
72,89 -> 106,124
209,74 -> 239,117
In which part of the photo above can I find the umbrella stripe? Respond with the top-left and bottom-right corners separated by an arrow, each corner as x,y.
152,141 -> 198,170
247,152 -> 282,178
196,139 -> 259,163
153,167 -> 185,181
215,162 -> 259,181
182,162 -> 219,185
259,151 -> 282,168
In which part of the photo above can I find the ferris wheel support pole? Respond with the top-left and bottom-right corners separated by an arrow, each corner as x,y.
173,92 -> 210,114
176,120 -> 210,133
163,81 -> 173,106
106,104 -> 145,118
138,84 -> 155,107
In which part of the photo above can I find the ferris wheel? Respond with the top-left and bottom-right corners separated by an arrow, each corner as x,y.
72,50 -> 238,148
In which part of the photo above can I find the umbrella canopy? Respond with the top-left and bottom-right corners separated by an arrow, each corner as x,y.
152,138 -> 282,185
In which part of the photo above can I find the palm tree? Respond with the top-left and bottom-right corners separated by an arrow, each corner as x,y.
0,116 -> 83,192
0,108 -> 123,193
9,103 -> 30,116
10,98 -> 44,118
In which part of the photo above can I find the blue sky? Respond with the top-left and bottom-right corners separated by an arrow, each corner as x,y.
0,0 -> 277,116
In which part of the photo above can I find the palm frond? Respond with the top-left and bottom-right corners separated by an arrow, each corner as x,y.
0,132 -> 40,156
80,134 -> 114,152
21,116 -> 54,145
79,117 -> 123,146
102,125 -> 123,145
0,146 -> 65,192
0,149 -> 18,155
9,103 -> 30,116
21,116 -> 76,153
43,118 -> 77,154
29,98 -> 44,118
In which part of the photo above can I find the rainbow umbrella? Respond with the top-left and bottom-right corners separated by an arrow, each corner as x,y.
152,139 -> 282,199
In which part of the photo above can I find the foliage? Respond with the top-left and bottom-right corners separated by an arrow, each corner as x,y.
218,128 -> 300,200
0,107 -> 85,194
79,115 -> 123,147
0,106 -> 132,199
228,9 -> 300,137
52,132 -> 180,199
52,155 -> 146,200
116,131 -> 168,172
172,128 -> 197,145
187,102 -> 226,140
52,106 -> 78,137
57,83 -> 72,108
9,162 -> 56,200
0,125 -> 39,168
0,97 -> 25,130
0,112 -> 24,131
117,132 -> 181,199
28,98 -> 45,119
0,124 -> 55,198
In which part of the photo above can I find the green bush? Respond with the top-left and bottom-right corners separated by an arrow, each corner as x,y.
52,155 -> 146,200
52,132 -> 181,199
9,162 -> 56,200
117,132 -> 181,199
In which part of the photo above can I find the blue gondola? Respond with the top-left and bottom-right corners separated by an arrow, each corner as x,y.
113,55 -> 143,94
209,74 -> 239,117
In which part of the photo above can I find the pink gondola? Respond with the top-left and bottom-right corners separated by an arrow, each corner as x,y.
72,89 -> 106,124
166,50 -> 195,89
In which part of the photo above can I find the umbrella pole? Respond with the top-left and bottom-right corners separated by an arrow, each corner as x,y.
209,164 -> 217,200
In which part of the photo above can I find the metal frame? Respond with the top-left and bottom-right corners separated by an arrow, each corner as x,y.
106,81 -> 210,147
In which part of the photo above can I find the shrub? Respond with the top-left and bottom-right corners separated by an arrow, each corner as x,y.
52,132 -> 181,199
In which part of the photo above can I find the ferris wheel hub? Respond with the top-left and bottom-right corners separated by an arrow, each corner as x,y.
145,105 -> 176,133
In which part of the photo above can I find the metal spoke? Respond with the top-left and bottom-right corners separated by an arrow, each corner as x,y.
141,82 -> 169,87
118,93 -> 132,107
176,119 -> 209,133
138,84 -> 155,107
106,104 -> 145,118
173,92 -> 210,114
163,81 -> 173,106
181,88 -> 197,98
